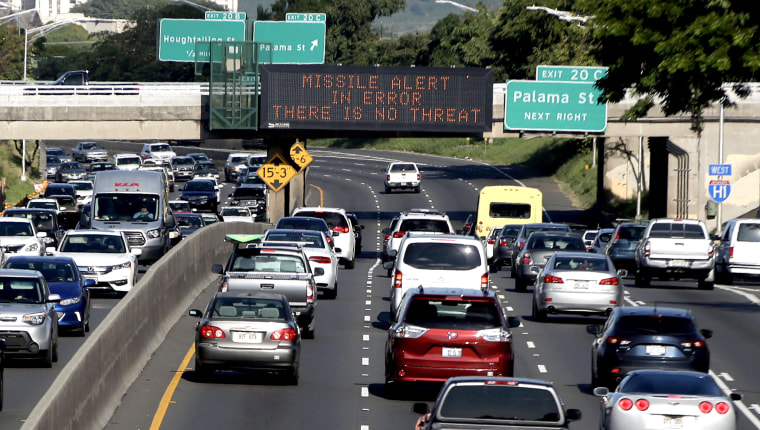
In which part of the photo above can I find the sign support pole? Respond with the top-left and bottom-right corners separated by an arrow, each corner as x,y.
717,102 -> 724,229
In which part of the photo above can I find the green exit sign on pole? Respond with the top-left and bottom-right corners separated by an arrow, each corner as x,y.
158,19 -> 246,62
285,13 -> 326,22
205,11 -> 246,21
253,21 -> 326,64
536,65 -> 608,83
504,80 -> 607,133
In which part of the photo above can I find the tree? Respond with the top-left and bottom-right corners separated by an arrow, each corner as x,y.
0,25 -> 26,80
426,5 -> 497,69
576,0 -> 760,135
72,0 -> 178,19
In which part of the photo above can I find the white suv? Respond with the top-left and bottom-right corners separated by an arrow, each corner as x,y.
140,143 -> 176,165
382,209 -> 455,272
0,218 -> 46,258
291,207 -> 356,269
384,162 -> 421,193
387,233 -> 490,317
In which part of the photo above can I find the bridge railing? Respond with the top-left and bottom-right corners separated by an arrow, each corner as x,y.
0,82 -> 209,97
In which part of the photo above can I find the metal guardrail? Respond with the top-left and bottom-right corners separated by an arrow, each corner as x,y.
0,82 -> 209,96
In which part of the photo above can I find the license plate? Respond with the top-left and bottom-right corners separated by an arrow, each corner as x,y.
573,281 -> 589,289
663,416 -> 683,427
646,345 -> 666,356
669,259 -> 688,267
442,347 -> 462,358
232,331 -> 263,343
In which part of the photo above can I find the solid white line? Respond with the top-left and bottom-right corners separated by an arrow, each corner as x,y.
710,369 -> 760,428
716,284 -> 760,306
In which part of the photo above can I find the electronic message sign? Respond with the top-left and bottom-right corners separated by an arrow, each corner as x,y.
259,65 -> 493,133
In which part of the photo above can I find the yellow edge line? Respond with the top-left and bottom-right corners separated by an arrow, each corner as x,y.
149,344 -> 195,430
309,184 -> 324,206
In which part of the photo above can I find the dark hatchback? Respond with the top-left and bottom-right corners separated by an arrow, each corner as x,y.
587,306 -> 712,389
510,223 -> 572,271
494,224 -> 522,268
606,222 -> 647,272
180,179 -> 218,212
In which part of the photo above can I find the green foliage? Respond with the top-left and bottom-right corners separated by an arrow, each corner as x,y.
426,7 -> 497,68
71,0 -> 206,19
0,26 -> 25,80
0,141 -> 38,206
577,0 -> 760,135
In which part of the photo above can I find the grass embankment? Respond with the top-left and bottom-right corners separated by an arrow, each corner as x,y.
1,141 -> 40,208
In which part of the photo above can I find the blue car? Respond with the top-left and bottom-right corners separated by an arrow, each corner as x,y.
2,256 -> 93,336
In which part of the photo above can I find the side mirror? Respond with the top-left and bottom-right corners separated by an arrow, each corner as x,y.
314,267 -> 325,276
388,250 -> 397,259
529,266 -> 540,274
211,264 -> 224,274
169,230 -> 180,239
37,231 -> 47,238
700,329 -> 713,339
586,324 -> 602,336
616,269 -> 628,278
188,309 -> 203,318
45,246 -> 57,255
506,316 -> 520,328
130,248 -> 142,256
412,403 -> 429,415
83,279 -> 96,288
47,293 -> 62,303
593,387 -> 609,396
565,409 -> 582,422
382,261 -> 394,270
332,231 -> 341,237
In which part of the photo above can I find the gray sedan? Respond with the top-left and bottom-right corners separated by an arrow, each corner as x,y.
189,291 -> 300,384
513,231 -> 586,292
531,252 -> 625,322
594,370 -> 740,430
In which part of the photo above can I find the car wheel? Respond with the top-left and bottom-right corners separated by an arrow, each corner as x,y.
514,277 -> 527,292
532,299 -> 547,322
302,322 -> 315,339
194,357 -> 212,381
285,365 -> 299,385
52,339 -> 59,363
698,277 -> 715,290
510,263 -> 517,278
76,323 -> 86,337
40,347 -> 53,368
324,282 -> 337,300
385,186 -> 391,194
635,271 -> 650,288
414,186 -> 420,193
344,255 -> 355,269
85,317 -> 90,332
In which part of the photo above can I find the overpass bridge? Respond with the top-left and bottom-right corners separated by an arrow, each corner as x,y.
2,81 -> 760,232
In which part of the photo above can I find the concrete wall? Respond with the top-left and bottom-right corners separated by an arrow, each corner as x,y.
20,220 -> 272,430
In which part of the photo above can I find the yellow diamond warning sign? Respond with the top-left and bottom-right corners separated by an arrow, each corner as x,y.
289,142 -> 313,171
257,153 -> 297,192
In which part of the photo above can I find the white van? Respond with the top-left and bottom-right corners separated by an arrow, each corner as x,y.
715,218 -> 760,284
85,170 -> 175,263
387,233 -> 489,318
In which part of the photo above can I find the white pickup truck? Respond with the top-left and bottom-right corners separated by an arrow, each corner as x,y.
634,218 -> 717,289
383,162 -> 421,193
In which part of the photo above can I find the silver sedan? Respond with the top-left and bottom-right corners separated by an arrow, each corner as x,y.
531,252 -> 625,321
189,291 -> 301,384
594,369 -> 740,430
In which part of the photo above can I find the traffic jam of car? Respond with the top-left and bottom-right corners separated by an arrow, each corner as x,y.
1,147 -> 756,430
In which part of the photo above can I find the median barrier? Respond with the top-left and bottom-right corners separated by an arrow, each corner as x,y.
21,221 -> 271,429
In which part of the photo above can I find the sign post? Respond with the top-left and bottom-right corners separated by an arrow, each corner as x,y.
253,21 -> 326,64
257,153 -> 298,192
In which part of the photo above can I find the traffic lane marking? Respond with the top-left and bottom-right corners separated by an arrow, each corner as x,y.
149,343 -> 195,430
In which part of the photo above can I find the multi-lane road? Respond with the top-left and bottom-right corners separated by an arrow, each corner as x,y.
4,148 -> 760,429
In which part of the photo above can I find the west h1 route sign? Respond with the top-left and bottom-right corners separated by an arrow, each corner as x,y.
504,80 -> 607,133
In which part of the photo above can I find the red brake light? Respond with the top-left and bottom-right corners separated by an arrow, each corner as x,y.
715,402 -> 731,414
522,253 -> 531,265
680,339 -> 706,348
309,256 -> 331,264
393,231 -> 406,238
333,226 -> 349,234
699,401 -> 713,414
606,336 -> 631,346
600,277 -> 619,285
394,271 -> 403,288
416,173 -> 420,181
200,325 -> 225,339
617,398 -> 633,411
481,273 -> 489,289
544,274 -> 563,283
487,239 -> 495,245
499,238 -> 508,246
644,240 -> 651,257
271,328 -> 298,341
729,246 -> 733,258
386,174 -> 390,181
384,234 -> 390,241
517,240 -> 525,250
635,399 -> 650,411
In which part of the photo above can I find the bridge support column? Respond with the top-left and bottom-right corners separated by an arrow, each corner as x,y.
265,137 -> 306,222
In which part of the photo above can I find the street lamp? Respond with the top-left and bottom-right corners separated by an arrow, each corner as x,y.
526,5 -> 592,26
435,0 -> 477,13
170,0 -> 213,11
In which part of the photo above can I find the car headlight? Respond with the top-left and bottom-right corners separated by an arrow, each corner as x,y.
23,312 -> 47,325
147,229 -> 161,239
111,261 -> 132,271
24,242 -> 39,252
59,295 -> 82,306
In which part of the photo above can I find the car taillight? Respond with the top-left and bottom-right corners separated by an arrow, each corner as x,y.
522,253 -> 531,265
386,174 -> 390,181
517,240 -> 525,250
729,246 -> 733,259
487,239 -> 495,245
393,231 -> 406,238
478,327 -> 512,342
326,236 -> 333,244
481,273 -> 489,290
680,339 -> 706,348
617,398 -> 633,411
416,173 -> 421,181
200,325 -> 225,339
307,281 -> 314,304
600,277 -> 619,285
634,399 -> 650,411
612,232 -> 620,244
544,274 -> 563,284
606,336 -> 632,346
310,256 -> 331,264
384,234 -> 390,241
699,401 -> 713,414
334,226 -> 349,234
499,238 -> 508,246
393,324 -> 428,339
715,402 -> 731,414
394,271 -> 403,288
644,240 -> 651,257
271,328 -> 298,341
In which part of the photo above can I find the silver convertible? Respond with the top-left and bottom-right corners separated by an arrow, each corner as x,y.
531,252 -> 626,322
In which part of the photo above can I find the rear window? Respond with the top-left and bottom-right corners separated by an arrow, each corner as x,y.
439,385 -> 560,422
389,163 -> 417,172
615,316 -> 696,335
403,242 -> 482,270
528,236 -> 584,251
621,373 -> 721,396
553,256 -> 609,271
276,219 -> 326,232
211,297 -> 286,321
649,222 -> 705,239
618,225 -> 646,241
231,253 -> 305,273
233,187 -> 266,198
490,203 -> 531,219
265,232 -> 324,248
399,219 -> 451,233
295,211 -> 348,228
737,223 -> 760,242
499,226 -> 521,239
404,298 -> 501,329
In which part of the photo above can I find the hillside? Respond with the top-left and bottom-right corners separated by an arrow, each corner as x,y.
239,0 -> 501,35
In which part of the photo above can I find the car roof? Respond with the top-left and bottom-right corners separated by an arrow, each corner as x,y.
212,291 -> 287,301
114,153 -> 141,158
64,230 -> 123,237
5,255 -> 77,265
405,286 -> 495,299
294,207 -> 347,214
4,208 -> 57,215
0,268 -> 45,278
444,376 -> 555,388
615,306 -> 693,318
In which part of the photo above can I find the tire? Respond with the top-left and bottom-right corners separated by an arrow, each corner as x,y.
698,278 -> 715,290
302,321 -> 315,339
75,323 -> 86,337
52,339 -> 58,363
532,299 -> 547,322
324,282 -> 338,300
515,277 -> 527,293
635,271 -> 650,288
385,186 -> 391,194
510,263 -> 517,278
194,357 -> 212,381
414,186 -> 421,193
284,365 -> 299,385
344,255 -> 355,269
40,347 -> 53,368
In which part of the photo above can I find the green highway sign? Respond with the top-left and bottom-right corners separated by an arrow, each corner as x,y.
285,13 -> 326,22
504,80 -> 607,133
205,11 -> 246,21
536,65 -> 608,82
158,19 -> 246,62
253,21 -> 326,64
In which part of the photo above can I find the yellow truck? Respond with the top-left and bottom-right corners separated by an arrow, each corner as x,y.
475,185 -> 543,238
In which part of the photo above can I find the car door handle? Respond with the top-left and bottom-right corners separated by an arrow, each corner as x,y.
261,283 -> 275,289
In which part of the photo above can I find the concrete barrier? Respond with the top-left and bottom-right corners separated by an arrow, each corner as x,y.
21,221 -> 272,429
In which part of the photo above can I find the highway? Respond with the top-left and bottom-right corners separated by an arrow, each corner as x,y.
3,148 -> 760,429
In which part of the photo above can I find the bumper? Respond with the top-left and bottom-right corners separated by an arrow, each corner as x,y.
496,247 -> 513,264
195,343 -> 299,371
292,305 -> 315,330
725,263 -> 760,276
598,356 -> 709,383
385,181 -> 420,189
389,354 -> 513,383
173,170 -> 195,180
0,326 -> 54,356
638,258 -> 714,278
56,302 -> 87,328
80,267 -> 134,292
536,290 -> 620,314
84,154 -> 108,162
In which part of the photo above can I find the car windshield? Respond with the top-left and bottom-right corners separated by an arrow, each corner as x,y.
403,242 -> 482,270
5,261 -> 77,283
48,149 -> 66,156
439,385 -> 561,422
169,202 -> 191,212
60,235 -> 126,253
621,372 -> 722,396
176,216 -> 204,230
47,156 -> 61,164
404,298 -> 501,330
185,181 -> 214,191
0,222 -> 33,236
0,278 -> 43,303
231,252 -> 305,273
390,163 -> 416,172
265,232 -> 324,248
5,212 -> 55,232
211,297 -> 286,320
230,156 -> 247,163
195,163 -> 216,171
247,156 -> 267,166
616,316 -> 697,335
81,143 -> 99,150
71,182 -> 93,191
173,158 -> 194,166
93,193 -> 159,222
28,201 -> 58,210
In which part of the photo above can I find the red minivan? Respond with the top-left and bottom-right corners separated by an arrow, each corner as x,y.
384,287 -> 520,394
